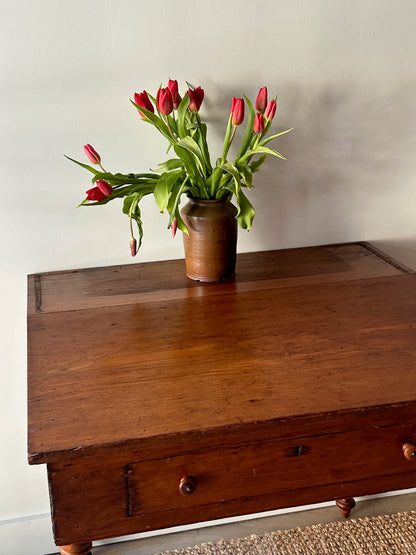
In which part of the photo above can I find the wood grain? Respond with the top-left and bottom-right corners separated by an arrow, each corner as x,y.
27,243 -> 407,316
48,449 -> 416,545
28,272 -> 416,463
27,243 -> 416,547
126,423 -> 416,517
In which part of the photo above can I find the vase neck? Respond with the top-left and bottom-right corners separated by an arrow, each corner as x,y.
187,195 -> 231,205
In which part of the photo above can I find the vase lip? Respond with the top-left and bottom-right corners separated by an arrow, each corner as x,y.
186,193 -> 232,204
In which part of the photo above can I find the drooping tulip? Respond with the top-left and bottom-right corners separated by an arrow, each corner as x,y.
171,218 -> 178,238
85,186 -> 107,201
134,91 -> 154,118
187,86 -> 204,113
167,79 -> 181,109
156,87 -> 174,115
254,113 -> 265,134
230,97 -> 244,126
83,144 -> 101,165
264,99 -> 277,121
255,87 -> 268,113
96,179 -> 113,197
130,238 -> 137,257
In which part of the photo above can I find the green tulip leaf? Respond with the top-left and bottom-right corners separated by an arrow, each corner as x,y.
175,212 -> 188,234
166,181 -> 182,216
155,159 -> 184,172
236,189 -> 255,230
259,127 -> 293,147
123,195 -> 136,215
239,164 -> 253,188
221,162 -> 243,202
245,146 -> 286,160
64,155 -> 99,175
225,185 -> 255,230
250,154 -> 267,173
177,94 -> 191,138
173,143 -> 201,187
207,166 -> 223,197
176,136 -> 206,176
221,161 -> 240,180
154,170 -> 183,212
195,119 -> 212,172
130,100 -> 174,144
129,194 -> 144,251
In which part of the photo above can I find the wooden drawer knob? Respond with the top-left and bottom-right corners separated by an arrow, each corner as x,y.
402,442 -> 416,460
179,475 -> 196,495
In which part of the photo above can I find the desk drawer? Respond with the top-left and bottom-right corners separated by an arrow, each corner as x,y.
127,425 -> 416,516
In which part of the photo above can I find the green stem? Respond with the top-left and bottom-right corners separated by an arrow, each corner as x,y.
165,116 -> 178,143
221,117 -> 233,164
195,113 -> 212,172
129,195 -> 140,236
221,125 -> 237,165
228,126 -> 237,148
252,135 -> 261,150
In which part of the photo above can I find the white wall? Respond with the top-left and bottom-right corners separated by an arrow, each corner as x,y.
1,0 -> 415,552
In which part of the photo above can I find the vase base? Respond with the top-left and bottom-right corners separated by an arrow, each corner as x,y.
186,271 -> 235,283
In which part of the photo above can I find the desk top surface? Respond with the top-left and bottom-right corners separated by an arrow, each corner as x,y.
27,243 -> 416,464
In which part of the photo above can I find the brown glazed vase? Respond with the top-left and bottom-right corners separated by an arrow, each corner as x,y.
181,196 -> 238,282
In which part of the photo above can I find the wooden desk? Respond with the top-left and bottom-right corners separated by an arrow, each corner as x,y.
27,243 -> 416,554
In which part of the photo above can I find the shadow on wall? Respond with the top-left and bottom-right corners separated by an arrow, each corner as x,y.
204,81 -> 416,253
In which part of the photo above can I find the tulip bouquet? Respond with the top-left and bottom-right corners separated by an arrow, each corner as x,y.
66,80 -> 291,256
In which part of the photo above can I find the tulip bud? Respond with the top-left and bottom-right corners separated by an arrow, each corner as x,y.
254,113 -> 265,134
230,97 -> 244,126
264,99 -> 277,121
156,87 -> 174,115
171,218 -> 178,238
95,179 -> 113,197
187,86 -> 204,113
134,91 -> 154,118
130,238 -> 137,257
85,186 -> 107,201
167,79 -> 181,110
83,144 -> 101,165
255,87 -> 268,113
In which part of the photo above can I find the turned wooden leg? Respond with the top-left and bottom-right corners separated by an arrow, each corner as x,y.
58,542 -> 92,555
336,497 -> 356,518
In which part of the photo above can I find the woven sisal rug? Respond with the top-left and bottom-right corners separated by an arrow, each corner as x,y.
157,511 -> 416,555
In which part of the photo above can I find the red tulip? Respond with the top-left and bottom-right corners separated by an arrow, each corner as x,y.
156,87 -> 173,115
171,217 -> 178,238
187,86 -> 204,113
167,79 -> 181,109
130,238 -> 137,257
254,113 -> 264,134
230,97 -> 244,126
85,186 -> 106,201
255,87 -> 268,113
264,99 -> 277,121
96,179 -> 113,197
83,144 -> 101,165
134,91 -> 154,118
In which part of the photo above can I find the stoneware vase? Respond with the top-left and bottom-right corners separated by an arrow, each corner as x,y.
181,196 -> 238,282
